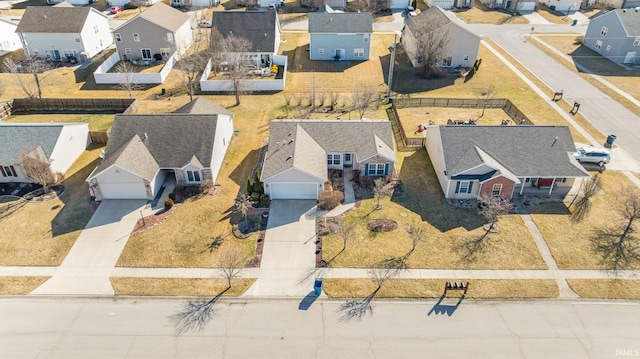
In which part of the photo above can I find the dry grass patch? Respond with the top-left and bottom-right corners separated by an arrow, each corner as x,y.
0,146 -> 102,266
529,170 -> 636,269
4,113 -> 115,132
322,150 -> 546,269
536,5 -> 574,24
323,279 -> 558,298
567,279 -> 640,299
111,277 -> 255,296
397,107 -> 511,129
415,2 -> 528,24
0,277 -> 50,295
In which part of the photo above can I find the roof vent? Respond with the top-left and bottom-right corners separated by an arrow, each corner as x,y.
551,136 -> 558,147
288,139 -> 294,145
276,141 -> 280,150
99,150 -> 105,159
143,132 -> 148,141
286,155 -> 292,161
622,9 -> 626,12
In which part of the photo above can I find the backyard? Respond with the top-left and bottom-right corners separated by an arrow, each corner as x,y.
3,113 -> 115,132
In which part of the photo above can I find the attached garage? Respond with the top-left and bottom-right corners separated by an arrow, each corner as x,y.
97,181 -> 148,199
270,182 -> 318,200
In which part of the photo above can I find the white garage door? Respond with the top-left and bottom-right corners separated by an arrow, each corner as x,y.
270,182 -> 318,200
98,181 -> 148,199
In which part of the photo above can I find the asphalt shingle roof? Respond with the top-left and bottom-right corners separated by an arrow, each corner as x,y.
0,123 -> 79,164
308,12 -> 372,33
115,2 -> 190,33
16,3 -> 93,33
437,125 -> 589,178
405,6 -> 479,39
262,119 -> 397,180
174,97 -> 234,117
211,11 -> 278,53
616,9 -> 640,37
96,135 -> 159,181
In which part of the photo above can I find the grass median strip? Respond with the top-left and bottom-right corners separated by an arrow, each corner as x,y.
111,277 -> 256,297
0,277 -> 50,295
567,279 -> 640,299
323,279 -> 559,298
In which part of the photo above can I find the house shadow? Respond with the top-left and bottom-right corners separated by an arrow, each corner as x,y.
568,44 -> 640,77
50,151 -> 103,237
392,149 -> 484,232
380,50 -> 457,95
281,44 -> 361,73
228,147 -> 261,188
427,295 -> 464,316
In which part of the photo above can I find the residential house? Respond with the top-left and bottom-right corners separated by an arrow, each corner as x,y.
46,0 -> 91,5
478,0 -> 537,12
87,97 -> 234,200
594,0 -> 640,9
110,0 -> 158,6
15,2 -> 112,62
210,10 -> 281,69
402,6 -> 481,68
302,0 -> 346,8
583,8 -> 640,66
308,12 -> 373,61
428,0 -> 474,9
112,2 -> 193,62
261,119 -> 397,200
539,0 -> 581,12
170,0 -> 219,7
424,125 -> 590,201
0,16 -> 21,55
0,123 -> 89,184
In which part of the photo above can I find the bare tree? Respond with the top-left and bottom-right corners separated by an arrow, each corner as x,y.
113,61 -> 142,99
372,178 -> 392,210
19,147 -> 58,192
350,0 -> 391,12
351,82 -> 379,119
301,0 -> 324,9
410,20 -> 452,79
216,246 -> 248,289
570,175 -> 600,223
592,187 -> 640,271
234,192 -> 252,223
405,221 -> 428,257
175,30 -> 209,101
337,220 -> 357,253
460,194 -> 514,261
2,57 -> 46,98
474,85 -> 496,119
338,267 -> 396,321
209,28 -> 252,106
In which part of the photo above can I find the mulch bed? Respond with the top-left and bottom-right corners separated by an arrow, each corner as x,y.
246,211 -> 269,268
366,218 -> 398,232
132,206 -> 175,233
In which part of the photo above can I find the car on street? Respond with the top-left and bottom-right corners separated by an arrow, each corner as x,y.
110,6 -> 123,14
405,6 -> 417,17
573,146 -> 611,165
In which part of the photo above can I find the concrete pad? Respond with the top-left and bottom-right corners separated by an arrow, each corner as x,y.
30,200 -> 147,296
523,12 -> 552,25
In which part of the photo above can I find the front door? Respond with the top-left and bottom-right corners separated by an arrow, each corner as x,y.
334,49 -> 345,61
50,49 -> 61,61
141,48 -> 152,60
343,153 -> 352,167
624,52 -> 636,64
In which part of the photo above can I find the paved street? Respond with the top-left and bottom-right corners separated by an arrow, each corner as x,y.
1,297 -> 639,358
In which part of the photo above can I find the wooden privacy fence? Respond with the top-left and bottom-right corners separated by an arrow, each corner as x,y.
89,131 -> 109,144
8,98 -> 138,114
0,101 -> 12,121
387,104 -> 425,150
392,97 -> 533,125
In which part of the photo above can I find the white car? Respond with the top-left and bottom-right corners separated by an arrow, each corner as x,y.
199,20 -> 212,28
406,6 -> 417,17
573,146 -> 611,165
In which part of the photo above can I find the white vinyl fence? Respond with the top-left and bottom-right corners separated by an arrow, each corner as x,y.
200,55 -> 287,92
93,51 -> 179,85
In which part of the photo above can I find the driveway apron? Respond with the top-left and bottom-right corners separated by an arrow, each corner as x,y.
30,200 -> 147,296
243,200 -> 318,297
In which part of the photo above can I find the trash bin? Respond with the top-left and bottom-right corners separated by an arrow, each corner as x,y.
161,88 -> 166,95
550,5 -> 556,10
572,19 -> 578,26
606,134 -> 617,146
313,279 -> 323,295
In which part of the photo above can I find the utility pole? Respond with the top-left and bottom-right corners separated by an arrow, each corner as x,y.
386,33 -> 397,100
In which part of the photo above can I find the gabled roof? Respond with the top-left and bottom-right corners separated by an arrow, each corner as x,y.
94,135 -> 159,181
405,6 -> 480,40
308,12 -> 372,33
0,123 -> 85,164
211,11 -> 279,53
436,126 -> 589,178
262,119 -> 397,180
174,97 -> 234,117
612,9 -> 640,37
16,3 -> 100,33
115,2 -> 190,33
95,114 -> 222,178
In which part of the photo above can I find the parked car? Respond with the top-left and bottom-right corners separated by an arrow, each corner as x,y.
405,6 -> 417,17
573,146 -> 611,165
124,3 -> 139,9
110,6 -> 123,14
198,20 -> 212,28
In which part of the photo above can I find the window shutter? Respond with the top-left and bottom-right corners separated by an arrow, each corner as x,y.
0,167 -> 5,177
10,166 -> 17,177
455,181 -> 460,193
365,164 -> 369,175
384,163 -> 389,176
467,181 -> 473,193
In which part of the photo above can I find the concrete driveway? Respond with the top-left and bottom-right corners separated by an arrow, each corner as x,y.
243,200 -> 318,297
30,199 -> 148,296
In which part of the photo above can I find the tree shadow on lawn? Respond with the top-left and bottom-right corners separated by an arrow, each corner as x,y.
50,155 -> 101,237
380,51 -> 458,95
392,149 -> 484,232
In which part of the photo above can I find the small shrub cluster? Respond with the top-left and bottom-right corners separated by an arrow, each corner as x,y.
245,171 -> 270,208
164,198 -> 174,210
318,190 -> 345,210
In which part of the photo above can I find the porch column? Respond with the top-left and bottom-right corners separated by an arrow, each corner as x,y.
548,178 -> 557,196
520,177 -> 527,195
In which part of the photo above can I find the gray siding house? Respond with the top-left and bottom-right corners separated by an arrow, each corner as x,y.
308,12 -> 373,61
402,6 -> 481,68
112,2 -> 193,62
583,9 -> 640,66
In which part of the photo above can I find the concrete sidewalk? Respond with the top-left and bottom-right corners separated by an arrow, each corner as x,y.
30,200 -> 148,296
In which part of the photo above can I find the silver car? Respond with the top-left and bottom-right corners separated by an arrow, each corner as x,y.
573,146 -> 611,165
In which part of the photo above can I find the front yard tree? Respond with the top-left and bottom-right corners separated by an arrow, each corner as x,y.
216,246 -> 248,289
372,178 -> 392,210
337,220 -> 357,253
113,61 -> 142,99
592,187 -> 640,271
404,221 -> 428,258
234,192 -> 252,223
19,147 -> 57,192
351,81 -> 379,119
570,175 -> 600,223
461,194 -> 514,261
411,20 -> 452,79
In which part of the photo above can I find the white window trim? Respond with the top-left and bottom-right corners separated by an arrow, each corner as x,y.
367,163 -> 386,176
492,183 -> 503,197
115,33 -> 122,42
186,170 -> 202,183
606,45 -> 611,52
318,48 -> 324,54
141,48 -> 152,60
133,33 -> 140,42
458,181 -> 470,193
327,153 -> 341,165
354,48 -> 364,57
124,48 -> 132,55
601,26 -> 608,36
634,37 -> 640,46
595,40 -> 602,50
